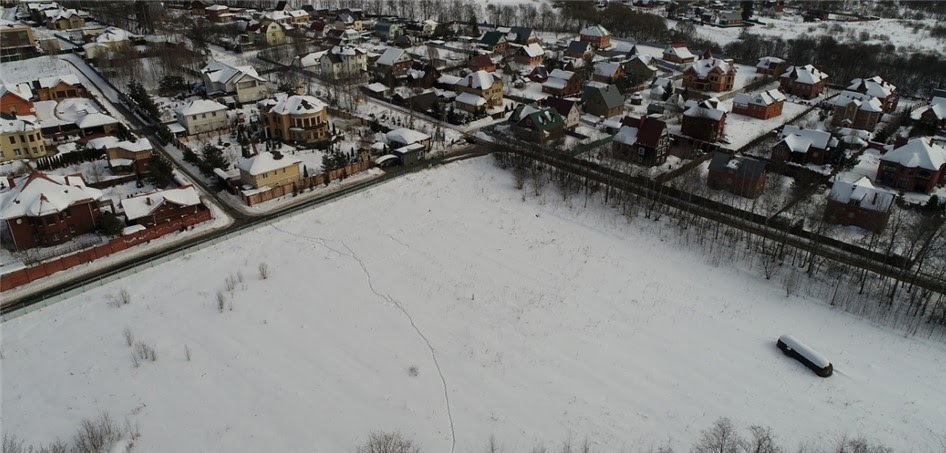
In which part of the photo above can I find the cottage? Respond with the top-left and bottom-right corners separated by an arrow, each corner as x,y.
320,45 -> 368,81
920,97 -> 946,130
121,186 -> 209,228
772,126 -> 838,166
46,8 -> 85,30
622,55 -> 658,86
0,83 -> 34,116
237,151 -> 302,190
542,69 -> 581,97
468,54 -> 497,73
756,56 -> 786,76
174,99 -> 228,135
611,115 -> 670,166
582,84 -> 624,119
1,21 -> 38,56
200,61 -> 267,104
508,104 -> 565,144
662,44 -> 695,64
87,136 -> 153,174
847,76 -> 898,113
33,75 -> 85,101
246,20 -> 286,47
579,24 -> 611,50
374,21 -> 401,41
453,70 -> 503,112
565,41 -> 592,60
707,153 -> 768,198
293,50 -> 327,73
0,172 -> 104,250
505,26 -> 538,46
386,128 -> 431,151
478,31 -> 507,54
779,65 -> 829,99
682,52 -> 736,92
592,62 -> 624,84
258,94 -> 330,146
825,177 -> 895,233
830,91 -> 883,131
732,89 -> 785,120
514,43 -> 545,66
682,100 -> 727,143
0,116 -> 46,163
875,138 -> 946,194
541,97 -> 580,130
375,47 -> 413,78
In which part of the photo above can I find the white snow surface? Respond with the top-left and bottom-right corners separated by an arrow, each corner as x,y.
2,158 -> 945,451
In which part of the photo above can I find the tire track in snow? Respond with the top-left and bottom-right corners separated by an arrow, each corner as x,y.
269,225 -> 457,453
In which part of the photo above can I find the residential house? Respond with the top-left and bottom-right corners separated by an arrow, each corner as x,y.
87,136 -> 153,174
611,115 -> 670,166
237,151 -> 302,190
825,177 -> 895,233
247,20 -> 286,46
320,46 -> 368,81
579,24 -> 611,50
582,84 -> 624,119
0,172 -> 103,250
662,44 -> 695,64
421,20 -> 438,37
707,152 -> 768,198
514,43 -> 545,66
682,100 -> 727,143
508,104 -> 565,144
732,89 -> 785,120
386,128 -> 431,151
0,83 -> 34,116
0,117 -> 46,162
528,66 -> 549,83
258,94 -> 330,145
755,56 -> 786,76
334,13 -> 362,31
324,28 -> 358,46
542,69 -> 581,97
468,54 -> 496,73
174,99 -> 229,135
920,97 -> 946,130
875,138 -> 946,193
506,26 -> 538,46
779,64 -> 829,99
33,75 -> 85,101
541,97 -> 580,130
682,52 -> 736,92
622,55 -> 658,86
374,21 -> 400,41
592,62 -> 624,84
293,50 -> 327,73
46,9 -> 85,30
772,125 -> 839,166
121,186 -> 208,228
200,61 -> 268,104
479,31 -> 507,54
453,70 -> 504,112
565,41 -> 593,60
830,91 -> 883,131
205,4 -> 233,23
0,20 -> 38,56
848,76 -> 898,112
715,10 -> 743,26
375,47 -> 413,78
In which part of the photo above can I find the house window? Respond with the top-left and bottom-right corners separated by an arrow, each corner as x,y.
68,224 -> 76,234
51,233 -> 60,241
8,136 -> 15,144
202,113 -> 207,119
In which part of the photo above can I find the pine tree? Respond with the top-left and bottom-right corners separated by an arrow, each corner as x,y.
146,154 -> 175,189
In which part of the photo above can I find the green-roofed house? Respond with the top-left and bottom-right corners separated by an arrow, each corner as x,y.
479,30 -> 507,54
509,104 -> 565,144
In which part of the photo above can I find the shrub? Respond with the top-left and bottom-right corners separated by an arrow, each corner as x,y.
258,263 -> 270,280
357,432 -> 420,453
122,328 -> 134,347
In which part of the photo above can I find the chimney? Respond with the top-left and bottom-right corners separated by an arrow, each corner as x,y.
5,176 -> 14,189
272,151 -> 283,160
146,197 -> 152,206
873,192 -> 878,204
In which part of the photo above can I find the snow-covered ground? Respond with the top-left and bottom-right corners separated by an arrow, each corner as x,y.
3,158 -> 944,452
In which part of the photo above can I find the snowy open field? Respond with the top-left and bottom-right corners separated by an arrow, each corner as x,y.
2,158 -> 945,451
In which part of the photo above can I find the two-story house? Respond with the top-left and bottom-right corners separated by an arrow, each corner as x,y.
33,75 -> 86,101
0,83 -> 34,116
0,21 -> 38,56
779,64 -> 829,99
682,99 -> 727,143
0,172 -> 104,250
508,104 -> 565,144
732,89 -> 785,120
237,151 -> 303,190
662,44 -> 696,64
755,56 -> 787,76
772,125 -> 839,166
825,177 -> 895,233
258,94 -> 330,145
875,138 -> 946,194
320,46 -> 368,81
847,76 -> 898,113
565,41 -> 593,60
514,43 -> 545,66
579,24 -> 611,50
830,91 -> 883,131
120,185 -> 209,228
453,70 -> 504,112
478,30 -> 507,54
592,62 -> 625,84
682,53 -> 736,92
582,84 -> 624,119
541,97 -> 580,130
0,116 -> 46,163
542,69 -> 581,97
622,54 -> 658,86
612,115 -> 670,166
200,61 -> 268,104
374,47 -> 413,78
707,152 -> 768,198
174,99 -> 229,135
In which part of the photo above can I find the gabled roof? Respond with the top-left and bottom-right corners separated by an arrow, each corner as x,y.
469,54 -> 494,69
708,153 -> 766,180
829,177 -> 894,212
733,89 -> 785,108
780,125 -> 835,150
684,100 -> 725,121
506,26 -> 534,45
831,90 -> 883,112
588,84 -> 624,109
121,186 -> 203,220
200,61 -> 264,85
756,56 -> 785,69
297,50 -> 326,67
0,172 -> 103,220
685,57 -> 735,78
479,30 -> 507,47
237,151 -> 301,176
36,74 -> 80,89
455,70 -> 496,90
566,40 -> 590,54
621,115 -> 668,148
0,83 -> 33,102
543,97 -> 577,118
520,107 -> 564,132
518,42 -> 544,58
614,125 -> 639,145
848,76 -> 896,98
880,138 -> 946,171
175,99 -> 227,116
386,128 -> 430,146
455,92 -> 486,106
928,97 -> 946,120
580,24 -> 609,37
663,45 -> 694,60
594,62 -> 622,78
376,47 -> 410,66
781,64 -> 829,85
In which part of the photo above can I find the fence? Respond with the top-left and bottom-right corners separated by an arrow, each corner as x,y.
239,160 -> 372,206
569,136 -> 613,157
1,210 -> 213,292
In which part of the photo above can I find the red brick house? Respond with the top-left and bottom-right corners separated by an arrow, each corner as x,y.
514,43 -> 545,66
611,115 -> 670,166
468,54 -> 496,73
875,138 -> 946,194
542,69 -> 581,97
707,152 -> 768,199
579,24 -> 610,50
0,172 -> 105,250
662,44 -> 696,64
732,89 -> 785,120
682,52 -> 736,92
779,64 -> 829,99
847,76 -> 898,113
682,100 -> 727,143
830,91 -> 883,131
374,47 -> 413,78
755,56 -> 786,76
825,177 -> 895,233
0,83 -> 34,116
772,126 -> 839,166
120,185 -> 209,228
920,97 -> 946,130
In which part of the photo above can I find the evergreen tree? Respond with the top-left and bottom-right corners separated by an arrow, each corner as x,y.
146,154 -> 175,189
201,144 -> 228,173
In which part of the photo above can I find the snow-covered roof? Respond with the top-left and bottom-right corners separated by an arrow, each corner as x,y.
594,62 -> 621,78
376,47 -> 409,66
756,56 -> 785,69
0,82 -> 33,102
437,74 -> 461,86
685,57 -> 734,78
0,173 -> 103,220
880,138 -> 946,171
831,91 -> 883,112
121,186 -> 202,220
365,82 -> 387,93
298,51 -> 326,68
519,42 -> 544,57
780,64 -> 828,85
0,116 -> 39,134
205,4 -> 228,11
329,45 -> 366,57
828,176 -> 895,212
267,95 -> 326,116
733,89 -> 785,108
929,97 -> 946,120
386,128 -> 430,146
778,335 -> 831,369
548,69 -> 575,81
780,125 -> 835,151
201,61 -> 264,85
663,45 -> 694,60
95,27 -> 130,44
237,151 -> 302,176
848,76 -> 895,99
614,125 -> 639,146
37,74 -> 80,89
175,99 -> 227,116
683,100 -> 725,121
580,24 -> 609,37
76,112 -> 119,129
455,70 -> 495,90
455,92 -> 486,106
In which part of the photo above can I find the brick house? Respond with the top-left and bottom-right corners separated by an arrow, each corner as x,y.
0,83 -> 34,116
582,84 -> 624,119
258,94 -> 330,146
682,53 -> 736,92
579,24 -> 611,50
542,69 -> 581,97
453,70 -> 504,111
592,62 -> 624,84
374,47 -> 413,78
468,54 -> 496,73
755,56 -> 786,76
33,75 -> 86,101
662,44 -> 696,64
120,185 -> 209,228
830,91 -> 883,131
779,64 -> 829,99
875,138 -> 946,194
0,172 -> 104,250
920,97 -> 946,130
732,89 -> 785,120
772,125 -> 839,166
611,115 -> 670,166
478,31 -> 507,54
86,136 -> 154,175
825,177 -> 895,233
707,152 -> 768,199
514,43 -> 545,66
682,100 -> 727,143
848,76 -> 898,113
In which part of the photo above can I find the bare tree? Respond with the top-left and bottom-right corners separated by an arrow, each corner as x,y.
357,432 -> 420,453
692,417 -> 742,453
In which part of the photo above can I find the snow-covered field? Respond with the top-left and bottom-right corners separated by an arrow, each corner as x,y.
3,158 -> 945,451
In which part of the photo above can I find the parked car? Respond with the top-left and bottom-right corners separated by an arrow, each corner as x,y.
776,334 -> 833,377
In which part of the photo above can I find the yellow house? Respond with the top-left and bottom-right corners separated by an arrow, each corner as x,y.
247,20 -> 286,47
0,22 -> 37,56
259,94 -> 330,145
46,9 -> 85,31
236,151 -> 302,189
34,75 -> 86,101
1,117 -> 46,162
453,70 -> 504,112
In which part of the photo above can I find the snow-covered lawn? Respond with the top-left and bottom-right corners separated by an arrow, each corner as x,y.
3,158 -> 945,452
719,100 -> 810,151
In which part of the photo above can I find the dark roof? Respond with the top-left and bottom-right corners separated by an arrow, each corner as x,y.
566,40 -> 590,54
480,31 -> 506,46
542,97 -> 577,117
593,84 -> 624,109
508,26 -> 534,45
635,116 -> 667,148
511,105 -> 565,132
393,34 -> 412,46
469,55 -> 493,68
408,91 -> 438,111
708,152 -> 767,180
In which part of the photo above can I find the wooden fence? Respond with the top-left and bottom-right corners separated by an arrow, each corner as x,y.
1,210 -> 213,292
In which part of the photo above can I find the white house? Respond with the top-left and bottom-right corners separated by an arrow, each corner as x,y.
174,99 -> 228,135
200,61 -> 268,104
320,46 -> 368,81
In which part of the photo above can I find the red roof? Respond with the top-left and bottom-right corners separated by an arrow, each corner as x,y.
469,55 -> 493,69
622,115 -> 667,148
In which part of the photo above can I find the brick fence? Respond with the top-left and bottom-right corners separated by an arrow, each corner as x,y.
1,210 -> 213,292
239,160 -> 372,206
